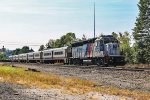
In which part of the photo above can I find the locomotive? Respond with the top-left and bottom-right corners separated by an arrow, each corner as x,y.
9,35 -> 125,66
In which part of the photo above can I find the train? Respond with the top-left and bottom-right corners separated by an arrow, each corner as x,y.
9,35 -> 125,66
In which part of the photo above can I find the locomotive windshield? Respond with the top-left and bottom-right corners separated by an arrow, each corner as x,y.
103,37 -> 119,44
102,36 -> 120,55
95,35 -> 120,56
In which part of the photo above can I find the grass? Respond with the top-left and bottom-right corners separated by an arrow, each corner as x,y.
0,64 -> 150,99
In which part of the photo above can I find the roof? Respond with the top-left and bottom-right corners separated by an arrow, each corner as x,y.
100,35 -> 118,43
43,46 -> 68,52
71,38 -> 97,47
71,35 -> 119,47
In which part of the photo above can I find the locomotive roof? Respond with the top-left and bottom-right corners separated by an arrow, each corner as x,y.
71,38 -> 97,47
71,35 -> 118,47
100,35 -> 119,43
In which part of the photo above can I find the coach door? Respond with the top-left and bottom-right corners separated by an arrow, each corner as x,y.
52,51 -> 53,59
40,52 -> 43,59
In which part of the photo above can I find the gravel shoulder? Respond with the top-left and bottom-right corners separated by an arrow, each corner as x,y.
11,63 -> 150,92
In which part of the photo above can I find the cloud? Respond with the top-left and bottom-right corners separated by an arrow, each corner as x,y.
0,1 -> 79,15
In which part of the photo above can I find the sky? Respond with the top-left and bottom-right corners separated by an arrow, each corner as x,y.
0,0 -> 139,51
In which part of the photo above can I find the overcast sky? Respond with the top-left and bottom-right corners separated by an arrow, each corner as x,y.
0,0 -> 139,51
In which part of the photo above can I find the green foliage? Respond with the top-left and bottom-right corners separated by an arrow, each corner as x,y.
39,45 -> 45,51
130,44 -> 139,64
53,39 -> 61,48
12,48 -> 21,55
12,46 -> 34,55
112,32 -> 133,63
144,35 -> 150,64
132,0 -> 150,64
45,32 -> 76,49
45,39 -> 55,49
20,46 -> 33,53
2,46 -> 6,52
137,35 -> 150,64
0,53 -> 7,60
133,0 -> 149,40
111,32 -> 118,38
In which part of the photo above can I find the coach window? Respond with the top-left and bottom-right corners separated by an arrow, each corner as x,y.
29,55 -> 33,57
54,51 -> 63,55
100,40 -> 104,51
35,54 -> 40,57
44,53 -> 51,56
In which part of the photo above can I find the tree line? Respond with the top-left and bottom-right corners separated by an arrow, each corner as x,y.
12,46 -> 34,55
38,32 -> 79,51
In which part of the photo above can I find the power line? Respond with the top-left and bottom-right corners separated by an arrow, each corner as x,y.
0,40 -> 42,46
0,43 -> 40,46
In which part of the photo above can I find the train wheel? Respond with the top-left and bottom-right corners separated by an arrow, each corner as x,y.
73,59 -> 76,65
97,58 -> 105,67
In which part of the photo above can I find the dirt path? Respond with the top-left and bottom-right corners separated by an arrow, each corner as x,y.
0,82 -> 132,100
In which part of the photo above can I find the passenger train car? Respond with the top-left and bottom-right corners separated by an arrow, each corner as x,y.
9,35 -> 125,66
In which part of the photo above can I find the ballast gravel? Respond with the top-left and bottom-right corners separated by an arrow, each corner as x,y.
14,63 -> 150,92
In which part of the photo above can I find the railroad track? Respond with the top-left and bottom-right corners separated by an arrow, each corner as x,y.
49,64 -> 150,72
2,62 -> 150,72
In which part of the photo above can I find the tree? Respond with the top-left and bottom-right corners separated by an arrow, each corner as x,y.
59,32 -> 76,46
46,32 -> 76,48
0,46 -> 7,60
12,46 -> 34,55
2,46 -> 6,52
0,53 -> 7,60
12,48 -> 21,55
39,45 -> 45,51
20,46 -> 34,53
133,0 -> 150,64
112,32 -> 133,63
111,32 -> 118,38
142,2 -> 150,64
54,39 -> 61,48
133,0 -> 149,40
46,39 -> 55,49
20,46 -> 30,53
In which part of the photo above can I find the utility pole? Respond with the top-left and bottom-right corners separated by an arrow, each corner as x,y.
94,1 -> 96,38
